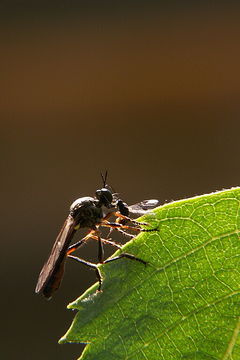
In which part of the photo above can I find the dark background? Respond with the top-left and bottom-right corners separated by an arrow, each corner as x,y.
1,2 -> 239,359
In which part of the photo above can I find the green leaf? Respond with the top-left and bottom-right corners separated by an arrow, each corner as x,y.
60,188 -> 240,360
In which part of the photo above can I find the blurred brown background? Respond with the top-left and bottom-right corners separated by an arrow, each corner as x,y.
1,2 -> 239,359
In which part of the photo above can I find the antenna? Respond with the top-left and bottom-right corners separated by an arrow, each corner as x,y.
100,170 -> 108,187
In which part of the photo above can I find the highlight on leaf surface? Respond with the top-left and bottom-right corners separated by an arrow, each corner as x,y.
60,187 -> 240,360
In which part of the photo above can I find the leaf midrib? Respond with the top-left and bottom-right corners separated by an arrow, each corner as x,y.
222,316 -> 240,360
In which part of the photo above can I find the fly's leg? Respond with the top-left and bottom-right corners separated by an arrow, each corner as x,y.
114,212 -> 148,226
67,230 -> 96,255
97,232 -> 104,263
104,253 -> 147,266
90,234 -> 122,249
101,221 -> 157,233
103,211 -> 148,226
68,255 -> 103,291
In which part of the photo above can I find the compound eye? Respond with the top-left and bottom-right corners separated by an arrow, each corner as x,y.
96,188 -> 113,207
95,189 -> 102,201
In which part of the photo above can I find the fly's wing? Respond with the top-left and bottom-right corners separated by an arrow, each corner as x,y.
128,199 -> 160,216
35,215 -> 77,297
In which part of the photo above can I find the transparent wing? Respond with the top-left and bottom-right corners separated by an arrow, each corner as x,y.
128,199 -> 160,215
35,215 -> 77,295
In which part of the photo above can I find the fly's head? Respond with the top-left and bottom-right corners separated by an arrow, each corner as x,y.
95,187 -> 113,209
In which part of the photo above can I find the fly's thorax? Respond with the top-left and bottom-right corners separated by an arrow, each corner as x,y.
70,196 -> 103,228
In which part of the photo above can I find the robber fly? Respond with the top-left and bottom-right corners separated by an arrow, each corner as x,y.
35,172 -> 159,299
